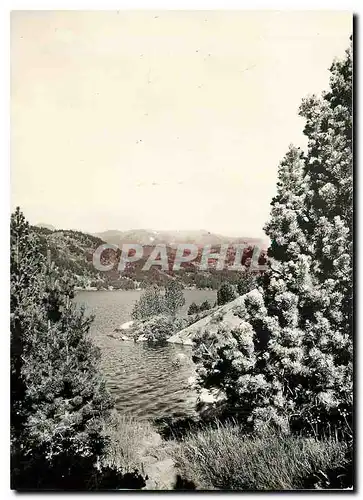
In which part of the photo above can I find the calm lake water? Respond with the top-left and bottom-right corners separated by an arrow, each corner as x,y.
74,289 -> 216,419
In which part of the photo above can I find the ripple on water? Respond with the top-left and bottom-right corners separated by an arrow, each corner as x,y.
73,290 -> 216,419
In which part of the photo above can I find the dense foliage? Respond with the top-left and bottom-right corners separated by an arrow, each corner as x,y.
164,280 -> 186,316
32,225 -> 105,287
193,42 -> 353,440
11,209 -> 145,489
217,282 -> 238,306
131,285 -> 167,320
140,315 -> 184,344
132,281 -> 185,320
236,272 -> 258,296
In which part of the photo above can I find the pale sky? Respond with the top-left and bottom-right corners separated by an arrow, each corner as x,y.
11,10 -> 352,238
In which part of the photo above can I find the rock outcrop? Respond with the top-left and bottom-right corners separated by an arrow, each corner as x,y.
111,294 -> 250,345
167,294 -> 247,345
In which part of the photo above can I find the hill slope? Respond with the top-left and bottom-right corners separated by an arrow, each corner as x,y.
32,225 -> 108,288
31,226 -> 268,290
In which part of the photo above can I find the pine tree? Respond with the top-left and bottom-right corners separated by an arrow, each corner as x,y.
11,208 -> 45,450
199,300 -> 211,312
217,282 -> 237,306
188,302 -> 199,315
131,285 -> 165,320
194,147 -> 310,430
164,280 -> 185,316
236,272 -> 258,296
11,208 -> 145,489
193,41 -> 353,436
295,40 -> 353,433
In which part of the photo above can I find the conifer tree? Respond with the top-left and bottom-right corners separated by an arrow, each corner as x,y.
164,280 -> 185,316
188,302 -> 199,315
11,208 -> 44,449
193,41 -> 353,436
217,282 -> 238,306
131,285 -> 165,320
294,40 -> 353,433
11,208 -> 144,489
236,272 -> 258,296
194,147 -> 310,430
199,300 -> 211,312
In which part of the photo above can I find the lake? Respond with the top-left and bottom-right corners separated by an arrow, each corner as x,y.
74,289 -> 216,419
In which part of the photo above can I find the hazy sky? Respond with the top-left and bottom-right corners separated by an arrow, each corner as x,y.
11,10 -> 352,237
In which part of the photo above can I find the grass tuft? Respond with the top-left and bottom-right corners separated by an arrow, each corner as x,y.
169,421 -> 349,490
101,412 -> 160,476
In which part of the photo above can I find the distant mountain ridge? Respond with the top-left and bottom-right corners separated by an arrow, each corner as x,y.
35,224 -> 267,249
93,229 -> 268,249
35,223 -> 56,231
32,224 -> 268,291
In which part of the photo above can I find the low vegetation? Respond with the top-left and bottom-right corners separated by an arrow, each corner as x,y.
136,314 -> 182,343
101,413 -> 159,477
169,422 -> 350,490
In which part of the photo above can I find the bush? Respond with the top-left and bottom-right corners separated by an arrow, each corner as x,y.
101,412 -> 158,476
141,314 -> 177,344
170,423 -> 350,490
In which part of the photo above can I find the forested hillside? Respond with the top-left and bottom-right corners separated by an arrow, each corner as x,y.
31,225 -> 267,290
31,226 -> 107,288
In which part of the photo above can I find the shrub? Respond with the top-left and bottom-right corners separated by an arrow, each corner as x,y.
141,314 -> 177,344
101,412 -> 158,476
170,423 -> 350,490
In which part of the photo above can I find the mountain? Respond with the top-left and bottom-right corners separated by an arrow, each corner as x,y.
35,223 -> 56,231
94,229 -> 268,249
31,225 -> 107,286
30,225 -> 268,291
